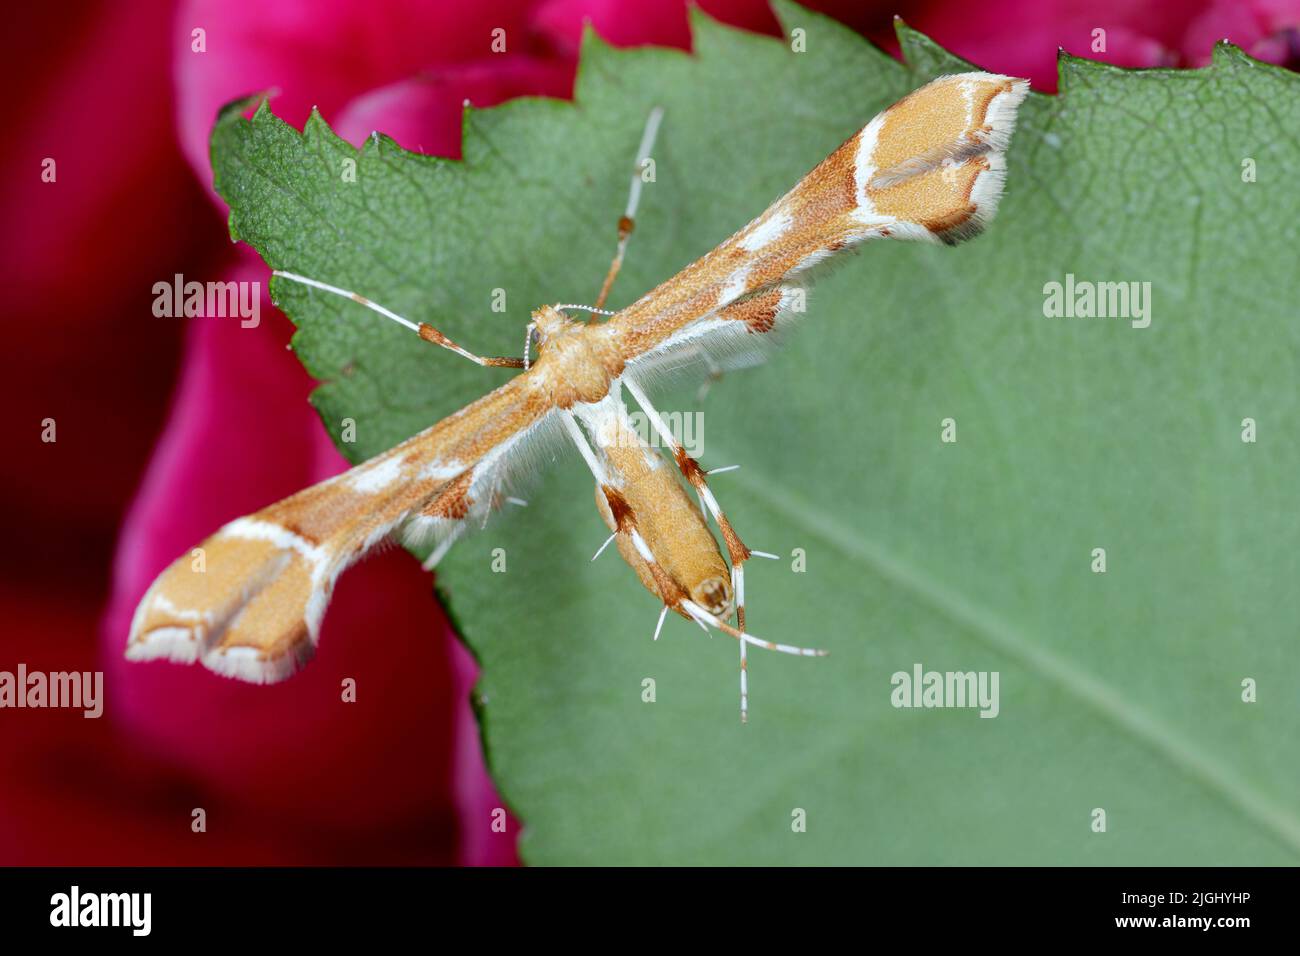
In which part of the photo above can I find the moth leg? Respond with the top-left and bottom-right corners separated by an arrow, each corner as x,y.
420,523 -> 466,571
681,601 -> 827,658
590,106 -> 664,314
631,339 -> 725,402
416,486 -> 524,572
694,348 -> 725,403
740,625 -> 748,722
620,375 -> 753,629
272,270 -> 525,368
591,532 -> 616,561
561,409 -> 613,486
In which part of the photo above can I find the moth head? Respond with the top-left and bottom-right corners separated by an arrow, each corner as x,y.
530,304 -> 573,350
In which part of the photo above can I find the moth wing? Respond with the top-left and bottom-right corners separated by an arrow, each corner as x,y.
620,284 -> 807,391
127,375 -> 558,683
609,72 -> 1029,367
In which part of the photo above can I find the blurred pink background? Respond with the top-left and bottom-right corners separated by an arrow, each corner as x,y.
2,0 -> 1295,864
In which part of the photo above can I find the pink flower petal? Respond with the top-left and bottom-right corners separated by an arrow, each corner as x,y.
332,56 -> 573,155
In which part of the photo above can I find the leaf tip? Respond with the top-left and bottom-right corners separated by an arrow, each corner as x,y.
895,22 -> 980,76
215,89 -> 276,128
577,15 -> 610,58
303,105 -> 330,136
1210,37 -> 1248,66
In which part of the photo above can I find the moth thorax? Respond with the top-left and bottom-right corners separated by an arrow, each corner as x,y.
533,306 -> 622,406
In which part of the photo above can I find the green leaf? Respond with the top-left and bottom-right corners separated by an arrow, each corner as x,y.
211,1 -> 1300,863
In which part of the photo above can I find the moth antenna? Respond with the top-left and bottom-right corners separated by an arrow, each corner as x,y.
523,320 -> 536,371
273,270 -> 525,369
555,303 -> 617,317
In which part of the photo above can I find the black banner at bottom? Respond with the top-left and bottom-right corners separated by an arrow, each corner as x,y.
0,866 -> 1278,940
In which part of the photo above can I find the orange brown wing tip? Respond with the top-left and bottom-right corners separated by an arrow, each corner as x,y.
126,517 -> 332,684
853,72 -> 1030,244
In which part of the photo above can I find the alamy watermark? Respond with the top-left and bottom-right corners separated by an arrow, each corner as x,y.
1042,273 -> 1151,329
597,401 -> 706,458
153,273 -> 260,328
891,662 -> 999,718
0,664 -> 103,718
50,886 -> 150,936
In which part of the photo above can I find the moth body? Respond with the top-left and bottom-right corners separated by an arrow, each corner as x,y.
127,71 -> 1029,718
582,393 -> 732,619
